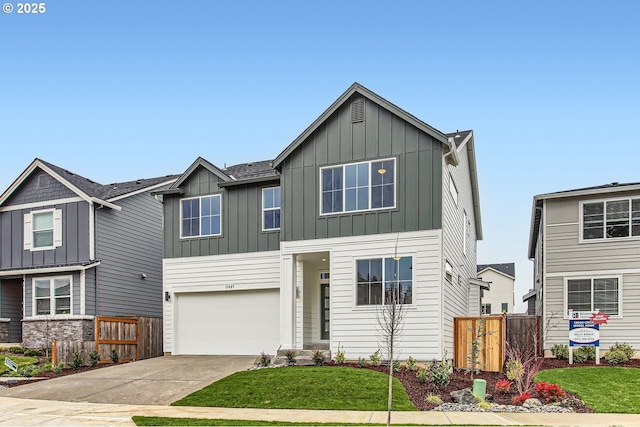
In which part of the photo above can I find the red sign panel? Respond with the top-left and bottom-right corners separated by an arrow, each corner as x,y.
590,311 -> 610,325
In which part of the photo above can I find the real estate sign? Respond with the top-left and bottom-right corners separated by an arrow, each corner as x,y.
568,317 -> 601,365
4,357 -> 18,372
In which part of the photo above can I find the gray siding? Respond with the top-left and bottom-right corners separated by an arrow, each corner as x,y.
84,268 -> 97,316
95,189 -> 165,317
279,95 -> 443,242
0,201 -> 91,269
3,170 -> 77,206
24,272 -> 81,317
1,279 -> 23,341
164,165 -> 281,258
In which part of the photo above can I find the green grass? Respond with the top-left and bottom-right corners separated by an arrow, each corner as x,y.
172,366 -> 416,411
133,417 -> 412,426
0,355 -> 38,374
536,367 -> 640,413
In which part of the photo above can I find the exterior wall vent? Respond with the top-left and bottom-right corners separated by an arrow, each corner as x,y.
351,100 -> 365,123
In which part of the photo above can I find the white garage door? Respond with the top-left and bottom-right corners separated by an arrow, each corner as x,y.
175,289 -> 280,355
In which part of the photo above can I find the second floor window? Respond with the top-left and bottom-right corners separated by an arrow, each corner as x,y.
320,158 -> 395,215
24,208 -> 62,251
583,198 -> 640,240
33,211 -> 54,248
181,195 -> 221,238
262,187 -> 281,231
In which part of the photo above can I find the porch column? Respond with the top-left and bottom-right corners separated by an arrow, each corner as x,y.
280,254 -> 296,348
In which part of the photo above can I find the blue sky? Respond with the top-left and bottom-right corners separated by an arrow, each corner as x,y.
2,1 -> 639,311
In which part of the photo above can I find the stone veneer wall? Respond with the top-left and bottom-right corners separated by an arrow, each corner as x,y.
21,318 -> 94,349
0,319 -> 9,342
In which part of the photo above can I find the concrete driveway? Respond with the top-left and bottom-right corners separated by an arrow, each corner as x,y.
0,355 -> 255,405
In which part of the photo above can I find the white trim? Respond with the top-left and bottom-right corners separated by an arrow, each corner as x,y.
579,197 -> 640,244
89,204 -> 95,260
24,208 -> 63,252
262,186 -> 281,232
476,266 -> 515,280
179,194 -> 223,239
22,314 -> 94,321
448,173 -> 458,207
0,197 -> 84,212
107,179 -> 177,203
0,261 -> 100,277
547,268 -> 640,277
90,197 -> 121,211
547,221 -> 578,227
563,275 -> 623,319
319,157 -> 397,216
535,183 -> 640,201
80,269 -> 86,315
32,275 -> 73,317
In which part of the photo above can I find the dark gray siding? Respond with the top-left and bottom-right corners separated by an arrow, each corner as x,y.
24,272 -> 81,317
95,189 -> 165,317
84,268 -> 97,316
1,279 -> 23,342
280,95 -> 443,242
4,170 -> 77,205
0,201 -> 91,269
164,165 -> 281,258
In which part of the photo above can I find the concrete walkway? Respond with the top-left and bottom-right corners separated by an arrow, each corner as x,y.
0,355 -> 256,405
1,397 -> 640,426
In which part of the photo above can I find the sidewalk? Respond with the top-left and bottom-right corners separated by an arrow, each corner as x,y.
1,397 -> 640,426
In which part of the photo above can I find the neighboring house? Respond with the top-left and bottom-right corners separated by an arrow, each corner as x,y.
477,263 -> 515,314
528,182 -> 640,356
0,158 -> 177,347
157,83 -> 483,360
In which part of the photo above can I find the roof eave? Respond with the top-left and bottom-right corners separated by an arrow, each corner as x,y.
171,157 -> 231,189
106,178 -> 178,203
218,175 -> 280,188
477,267 -> 515,280
464,133 -> 483,240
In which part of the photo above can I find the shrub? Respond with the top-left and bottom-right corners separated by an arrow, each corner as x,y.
495,379 -> 512,393
109,350 -> 119,364
333,345 -> 345,365
259,352 -> 271,367
416,367 -> 428,383
406,356 -> 418,371
551,344 -> 569,360
512,392 -> 532,406
311,350 -> 325,366
284,350 -> 297,365
609,342 -> 635,360
573,346 -> 595,362
357,357 -> 367,368
426,355 -> 452,387
605,349 -> 629,365
477,400 -> 492,410
505,344 -> 544,395
425,394 -> 443,405
18,366 -> 35,378
52,362 -> 64,374
71,352 -> 83,370
89,351 -> 100,367
535,382 -> 566,402
505,358 -> 524,381
8,346 -> 24,354
369,350 -> 381,367
24,349 -> 42,357
392,360 -> 401,373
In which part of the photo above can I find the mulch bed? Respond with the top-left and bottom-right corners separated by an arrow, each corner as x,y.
2,362 -> 118,388
332,358 -> 640,412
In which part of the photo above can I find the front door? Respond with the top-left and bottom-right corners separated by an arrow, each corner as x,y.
320,279 -> 330,340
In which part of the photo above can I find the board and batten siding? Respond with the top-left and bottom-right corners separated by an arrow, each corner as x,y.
95,190 -> 166,318
163,165 -> 280,258
163,250 -> 281,353
1,280 -> 23,341
282,229 -> 443,360
441,142 -> 478,354
279,95 -> 443,243
0,201 -> 91,270
541,192 -> 640,351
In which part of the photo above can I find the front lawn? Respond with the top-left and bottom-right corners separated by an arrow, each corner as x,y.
133,417 -> 411,426
172,366 -> 416,411
535,367 -> 640,413
0,355 -> 38,374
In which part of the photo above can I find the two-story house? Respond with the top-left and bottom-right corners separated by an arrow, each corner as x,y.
529,182 -> 640,356
0,159 -> 177,347
158,83 -> 483,360
477,263 -> 515,314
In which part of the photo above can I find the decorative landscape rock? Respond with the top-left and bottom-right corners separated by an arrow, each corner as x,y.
523,398 -> 542,408
450,388 -> 477,405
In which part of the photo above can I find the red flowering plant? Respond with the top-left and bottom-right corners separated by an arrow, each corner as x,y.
535,382 -> 567,402
495,379 -> 512,394
512,392 -> 532,406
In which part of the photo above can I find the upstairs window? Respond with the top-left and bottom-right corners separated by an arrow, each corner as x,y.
583,198 -> 640,240
320,158 -> 395,214
181,195 -> 222,238
262,187 -> 281,231
24,208 -> 62,251
449,174 -> 458,206
356,256 -> 412,306
34,276 -> 72,316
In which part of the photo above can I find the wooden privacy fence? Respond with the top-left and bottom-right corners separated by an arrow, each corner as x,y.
454,315 -> 505,372
52,316 -> 162,365
505,315 -> 542,356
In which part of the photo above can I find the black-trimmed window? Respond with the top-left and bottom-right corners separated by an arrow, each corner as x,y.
356,256 -> 412,305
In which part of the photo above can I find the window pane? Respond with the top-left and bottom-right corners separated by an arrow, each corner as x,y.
202,217 -> 211,235
345,164 -> 357,188
322,192 -> 333,214
202,197 -> 211,216
606,200 -> 629,238
345,188 -> 357,211
211,216 -> 221,235
35,280 -> 50,297
54,279 -> 70,296
583,202 -> 604,240
399,257 -> 412,281
382,184 -> 394,207
34,230 -> 54,247
332,168 -> 343,189
357,284 -> 369,305
332,190 -> 343,213
273,210 -> 280,229
55,297 -> 71,314
264,211 -> 274,230
567,279 -> 592,312
400,282 -> 412,304
371,186 -> 382,208
632,199 -> 640,236
263,188 -> 274,209
370,283 -> 382,304
357,187 -> 368,211
33,212 -> 53,230
273,187 -> 281,208
594,278 -> 619,315
37,299 -> 50,315
211,196 -> 221,215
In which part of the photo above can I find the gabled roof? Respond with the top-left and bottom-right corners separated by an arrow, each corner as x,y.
169,157 -> 231,190
223,160 -> 277,181
528,181 -> 640,258
477,263 -> 515,279
0,158 -> 177,208
273,82 -> 453,169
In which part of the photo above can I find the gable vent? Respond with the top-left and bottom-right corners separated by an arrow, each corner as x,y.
351,100 -> 365,122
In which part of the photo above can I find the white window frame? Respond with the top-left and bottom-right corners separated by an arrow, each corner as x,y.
354,256 -> 413,307
180,194 -> 222,239
262,186 -> 281,231
444,260 -> 453,283
32,275 -> 73,317
481,303 -> 491,315
563,276 -> 622,319
24,208 -> 63,251
319,158 -> 396,216
580,197 -> 640,243
449,174 -> 458,206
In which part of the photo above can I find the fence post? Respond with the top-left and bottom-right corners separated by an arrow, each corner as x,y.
52,340 -> 57,366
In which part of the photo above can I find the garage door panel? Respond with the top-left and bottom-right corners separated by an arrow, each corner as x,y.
175,289 -> 280,355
